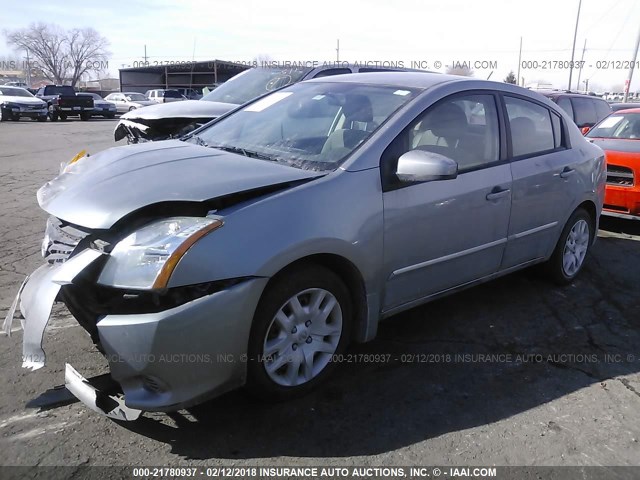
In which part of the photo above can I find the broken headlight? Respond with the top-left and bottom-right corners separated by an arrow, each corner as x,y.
97,217 -> 223,290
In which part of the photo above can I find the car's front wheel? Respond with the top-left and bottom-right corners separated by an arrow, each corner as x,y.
544,208 -> 593,284
246,265 -> 352,401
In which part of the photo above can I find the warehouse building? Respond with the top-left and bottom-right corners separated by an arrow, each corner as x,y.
118,59 -> 250,94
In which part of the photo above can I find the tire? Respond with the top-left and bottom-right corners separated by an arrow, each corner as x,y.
60,114 -> 68,121
246,264 -> 352,401
80,112 -> 91,121
106,113 -> 116,119
543,208 -> 593,284
0,107 -> 4,122
10,115 -> 20,121
128,106 -> 136,112
37,115 -> 47,122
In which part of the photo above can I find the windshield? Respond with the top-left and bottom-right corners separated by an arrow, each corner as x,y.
45,86 -> 75,96
190,81 -> 419,171
587,113 -> 640,139
0,87 -> 34,98
201,67 -> 313,105
164,90 -> 182,98
125,93 -> 147,101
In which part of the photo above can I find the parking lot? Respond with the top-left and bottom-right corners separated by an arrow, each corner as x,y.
0,119 -> 639,467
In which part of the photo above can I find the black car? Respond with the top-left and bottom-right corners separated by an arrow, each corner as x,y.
538,91 -> 611,130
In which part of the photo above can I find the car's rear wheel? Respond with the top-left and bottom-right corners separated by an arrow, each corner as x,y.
37,115 -> 47,122
246,265 -> 352,401
80,112 -> 91,121
0,107 -> 3,122
60,114 -> 68,121
544,208 -> 593,284
10,115 -> 19,121
128,106 -> 136,112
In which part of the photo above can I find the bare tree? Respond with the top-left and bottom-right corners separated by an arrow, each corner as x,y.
66,28 -> 110,85
4,23 -> 110,86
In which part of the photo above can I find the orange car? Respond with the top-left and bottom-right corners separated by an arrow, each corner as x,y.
586,108 -> 640,219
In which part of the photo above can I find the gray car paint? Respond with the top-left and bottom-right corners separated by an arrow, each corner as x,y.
8,72 -> 605,414
38,140 -> 324,229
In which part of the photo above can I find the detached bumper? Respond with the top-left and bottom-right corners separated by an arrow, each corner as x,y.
97,277 -> 268,411
4,245 -> 268,415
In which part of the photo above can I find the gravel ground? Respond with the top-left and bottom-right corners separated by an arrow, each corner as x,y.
0,119 -> 638,470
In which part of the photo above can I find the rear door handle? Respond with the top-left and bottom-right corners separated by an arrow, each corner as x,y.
486,188 -> 510,201
557,167 -> 576,179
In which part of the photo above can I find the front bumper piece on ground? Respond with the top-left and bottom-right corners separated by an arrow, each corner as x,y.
3,249 -> 103,369
64,363 -> 141,421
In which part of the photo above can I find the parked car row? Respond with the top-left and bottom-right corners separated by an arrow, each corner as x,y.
0,85 -> 193,122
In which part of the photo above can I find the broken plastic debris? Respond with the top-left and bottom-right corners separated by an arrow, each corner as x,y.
3,275 -> 29,336
65,364 -> 141,421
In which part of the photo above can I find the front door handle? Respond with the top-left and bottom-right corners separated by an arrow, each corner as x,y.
557,167 -> 576,179
486,188 -> 510,201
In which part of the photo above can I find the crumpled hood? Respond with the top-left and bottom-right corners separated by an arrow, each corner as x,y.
121,99 -> 237,120
38,140 -> 323,229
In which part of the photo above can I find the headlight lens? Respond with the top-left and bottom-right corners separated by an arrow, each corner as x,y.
98,217 -> 223,289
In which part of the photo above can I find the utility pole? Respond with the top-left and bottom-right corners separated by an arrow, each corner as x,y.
576,38 -> 587,92
144,45 -> 148,64
623,24 -> 640,103
568,0 -> 582,90
336,39 -> 340,63
516,37 -> 523,86
24,48 -> 31,88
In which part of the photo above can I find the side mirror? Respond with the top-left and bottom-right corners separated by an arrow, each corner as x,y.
581,126 -> 591,135
396,149 -> 458,182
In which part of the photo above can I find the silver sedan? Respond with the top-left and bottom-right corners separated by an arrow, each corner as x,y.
104,92 -> 156,113
5,72 -> 605,419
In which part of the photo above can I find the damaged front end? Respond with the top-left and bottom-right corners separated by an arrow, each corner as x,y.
2,218 -> 144,420
4,143 -> 321,419
114,116 -> 214,144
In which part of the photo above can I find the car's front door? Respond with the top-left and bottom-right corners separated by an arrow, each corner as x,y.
381,93 -> 512,311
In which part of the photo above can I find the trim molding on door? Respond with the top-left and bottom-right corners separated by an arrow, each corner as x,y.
511,221 -> 558,240
390,238 -> 508,279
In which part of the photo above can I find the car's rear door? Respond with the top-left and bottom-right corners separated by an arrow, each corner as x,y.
381,92 -> 512,311
500,94 -> 579,269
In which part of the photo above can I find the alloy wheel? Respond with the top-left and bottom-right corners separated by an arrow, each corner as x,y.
562,219 -> 589,277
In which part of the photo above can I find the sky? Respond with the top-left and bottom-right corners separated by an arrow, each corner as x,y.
1,0 -> 639,92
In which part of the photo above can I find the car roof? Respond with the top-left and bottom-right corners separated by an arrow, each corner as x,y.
538,91 -> 607,100
304,71 -> 470,89
612,108 -> 640,114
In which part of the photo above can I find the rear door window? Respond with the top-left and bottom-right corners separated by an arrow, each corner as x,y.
504,96 -> 555,157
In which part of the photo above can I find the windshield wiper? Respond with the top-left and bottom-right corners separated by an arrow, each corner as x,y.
211,144 -> 276,162
183,133 -> 208,147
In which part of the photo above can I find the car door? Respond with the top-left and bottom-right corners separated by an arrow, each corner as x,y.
381,92 -> 512,311
500,94 -> 578,269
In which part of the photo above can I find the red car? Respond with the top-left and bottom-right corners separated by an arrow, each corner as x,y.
586,108 -> 640,219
